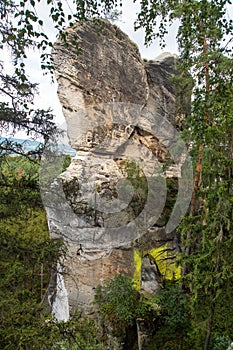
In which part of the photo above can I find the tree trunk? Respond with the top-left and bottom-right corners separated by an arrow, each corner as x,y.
204,302 -> 215,350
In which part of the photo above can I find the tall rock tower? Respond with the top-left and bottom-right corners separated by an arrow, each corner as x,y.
42,19 -> 192,320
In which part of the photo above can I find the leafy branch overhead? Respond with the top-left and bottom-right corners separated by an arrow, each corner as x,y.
0,0 -> 124,156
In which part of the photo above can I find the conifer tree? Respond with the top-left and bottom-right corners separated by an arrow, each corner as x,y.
135,1 -> 233,348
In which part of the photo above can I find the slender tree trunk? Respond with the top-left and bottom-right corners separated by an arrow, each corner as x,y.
201,35 -> 215,350
41,263 -> 44,302
183,32 -> 210,278
204,302 -> 215,350
182,142 -> 203,278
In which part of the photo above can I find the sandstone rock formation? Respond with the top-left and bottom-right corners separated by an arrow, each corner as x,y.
42,19 -> 192,327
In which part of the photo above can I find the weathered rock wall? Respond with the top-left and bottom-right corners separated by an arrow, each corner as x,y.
44,19 -> 189,319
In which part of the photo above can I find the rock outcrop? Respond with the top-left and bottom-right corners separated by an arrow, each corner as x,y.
42,19 -> 192,324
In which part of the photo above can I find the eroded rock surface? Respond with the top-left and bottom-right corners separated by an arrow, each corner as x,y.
43,19 -> 191,319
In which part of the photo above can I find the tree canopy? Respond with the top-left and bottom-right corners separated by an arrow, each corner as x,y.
135,1 -> 233,349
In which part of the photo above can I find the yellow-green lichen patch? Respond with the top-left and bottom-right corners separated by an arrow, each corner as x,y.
133,249 -> 142,290
133,245 -> 181,290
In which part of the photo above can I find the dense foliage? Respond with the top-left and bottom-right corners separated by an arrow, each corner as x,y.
0,157 -> 57,348
95,274 -> 158,349
0,157 -> 103,349
95,274 -> 157,328
134,1 -> 233,349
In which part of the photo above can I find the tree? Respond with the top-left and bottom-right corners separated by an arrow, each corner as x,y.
95,274 -> 158,348
0,156 -> 60,349
134,1 -> 233,348
0,156 -> 104,350
0,4 -> 57,156
0,0 -> 123,156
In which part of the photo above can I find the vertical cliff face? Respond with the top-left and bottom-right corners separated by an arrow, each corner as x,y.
44,19 -> 190,318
